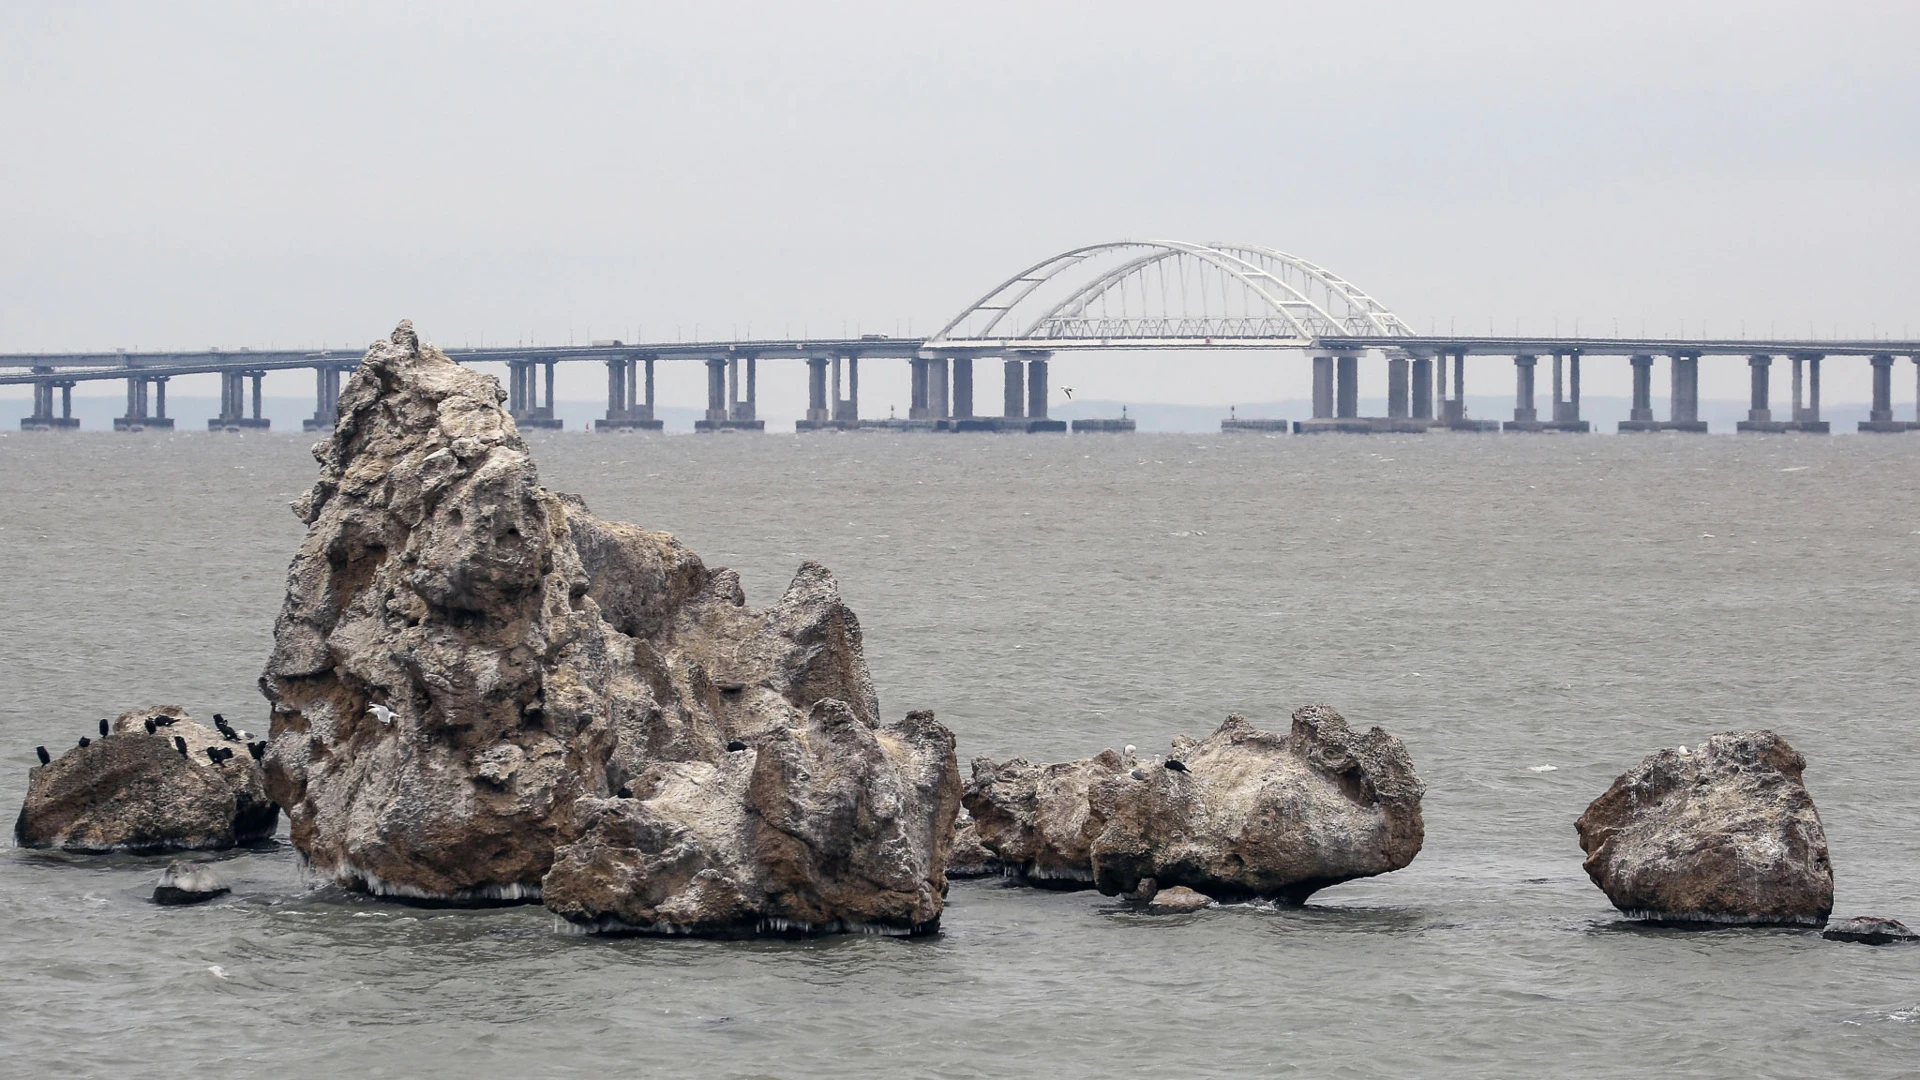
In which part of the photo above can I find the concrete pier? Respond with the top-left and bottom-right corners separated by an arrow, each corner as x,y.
1311,355 -> 1333,419
1411,357 -> 1433,421
1619,353 -> 1706,432
1505,354 -> 1539,428
909,358 -> 930,419
1508,352 -> 1588,432
952,357 -> 973,421
1335,354 -> 1358,419
1434,350 -> 1497,431
210,370 -> 270,431
1002,358 -> 1025,421
601,355 -> 663,430
1859,354 -> 1909,432
115,375 -> 174,431
1387,356 -> 1409,419
1735,354 -> 1820,432
697,356 -> 762,432
20,375 -> 79,430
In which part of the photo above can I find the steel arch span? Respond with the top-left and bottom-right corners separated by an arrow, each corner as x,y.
927,241 -> 1413,351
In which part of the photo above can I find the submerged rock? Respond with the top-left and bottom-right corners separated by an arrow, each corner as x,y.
259,322 -> 956,932
1576,730 -> 1833,926
1822,917 -> 1918,946
963,707 -> 1425,903
14,707 -> 277,853
153,860 -> 231,905
1146,885 -> 1215,914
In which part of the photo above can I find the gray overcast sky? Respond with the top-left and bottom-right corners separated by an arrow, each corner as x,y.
3,1 -> 1916,410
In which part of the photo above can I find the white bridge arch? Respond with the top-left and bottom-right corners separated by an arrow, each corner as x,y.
927,241 -> 1413,350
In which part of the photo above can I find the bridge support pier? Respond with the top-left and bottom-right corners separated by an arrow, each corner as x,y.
1433,351 -> 1492,430
211,370 -> 270,431
1334,355 -> 1358,418
117,375 -> 174,431
1622,354 -> 1706,432
602,356 -> 663,430
1411,357 -> 1433,421
909,358 -> 929,419
1738,355 -> 1797,432
1002,358 -> 1025,422
304,365 -> 344,431
1860,354 -> 1908,431
1311,355 -> 1334,419
798,357 -> 832,429
697,356 -> 763,432
22,375 -> 79,430
930,357 -> 949,423
1505,355 -> 1539,429
1387,357 -> 1409,419
952,357 -> 973,420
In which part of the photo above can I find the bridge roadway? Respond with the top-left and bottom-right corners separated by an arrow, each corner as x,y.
4,334 -> 1918,435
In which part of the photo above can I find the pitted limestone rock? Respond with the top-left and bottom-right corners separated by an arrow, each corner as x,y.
1576,730 -> 1832,926
260,322 -> 955,930
14,706 -> 277,853
963,706 -> 1425,902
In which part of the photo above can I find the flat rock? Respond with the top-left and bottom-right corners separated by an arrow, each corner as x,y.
153,860 -> 231,905
260,323 -> 957,931
14,707 -> 277,853
1146,885 -> 1215,914
1576,730 -> 1833,926
964,707 -> 1425,903
1822,917 -> 1917,945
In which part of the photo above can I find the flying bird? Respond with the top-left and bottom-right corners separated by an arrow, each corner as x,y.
1062,387 -> 1074,399
367,705 -> 396,727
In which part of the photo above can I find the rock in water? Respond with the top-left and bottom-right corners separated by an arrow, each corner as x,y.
543,705 -> 956,936
964,707 -> 1425,902
1822,917 -> 1918,945
944,807 -> 1002,880
260,322 -> 957,931
1146,885 -> 1215,914
14,706 -> 278,853
1576,730 -> 1833,926
153,860 -> 231,905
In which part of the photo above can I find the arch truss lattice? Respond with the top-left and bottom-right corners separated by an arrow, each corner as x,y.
929,241 -> 1412,350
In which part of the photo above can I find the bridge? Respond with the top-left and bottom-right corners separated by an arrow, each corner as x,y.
5,241 -> 1917,434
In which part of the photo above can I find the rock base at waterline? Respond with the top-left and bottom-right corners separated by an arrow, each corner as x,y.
15,706 -> 277,853
1576,730 -> 1833,926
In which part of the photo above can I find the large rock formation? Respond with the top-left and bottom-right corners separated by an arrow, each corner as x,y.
1576,730 -> 1833,926
260,322 -> 956,932
14,706 -> 277,853
964,707 -> 1425,903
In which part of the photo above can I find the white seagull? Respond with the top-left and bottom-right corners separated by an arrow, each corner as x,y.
367,705 -> 396,727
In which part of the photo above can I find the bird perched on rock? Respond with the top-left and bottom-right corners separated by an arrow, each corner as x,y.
144,718 -> 157,735
35,746 -> 50,765
367,704 -> 396,727
247,741 -> 265,761
205,746 -> 222,764
1125,744 -> 1136,757
152,715 -> 175,727
1164,759 -> 1188,773
727,740 -> 748,753
98,719 -> 109,738
173,736 -> 188,757
214,714 -> 237,741
78,737 -> 90,748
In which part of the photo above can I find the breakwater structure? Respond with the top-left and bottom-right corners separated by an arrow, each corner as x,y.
5,241 -> 1916,434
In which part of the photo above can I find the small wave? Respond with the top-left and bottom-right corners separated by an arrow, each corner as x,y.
1528,764 -> 1558,773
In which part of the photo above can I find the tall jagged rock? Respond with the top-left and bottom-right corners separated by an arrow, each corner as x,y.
260,322 -> 956,932
15,706 -> 276,853
963,707 -> 1425,902
1576,730 -> 1832,925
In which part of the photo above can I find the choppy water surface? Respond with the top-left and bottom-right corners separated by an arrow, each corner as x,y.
1,429 -> 1916,1078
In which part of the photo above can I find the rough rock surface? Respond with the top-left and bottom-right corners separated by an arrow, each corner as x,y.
154,860 -> 231,905
1822,917 -> 1917,945
964,707 -> 1425,902
260,322 -> 956,931
543,705 -> 957,936
14,707 -> 277,853
945,809 -> 1002,879
1576,730 -> 1833,926
1146,885 -> 1215,914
